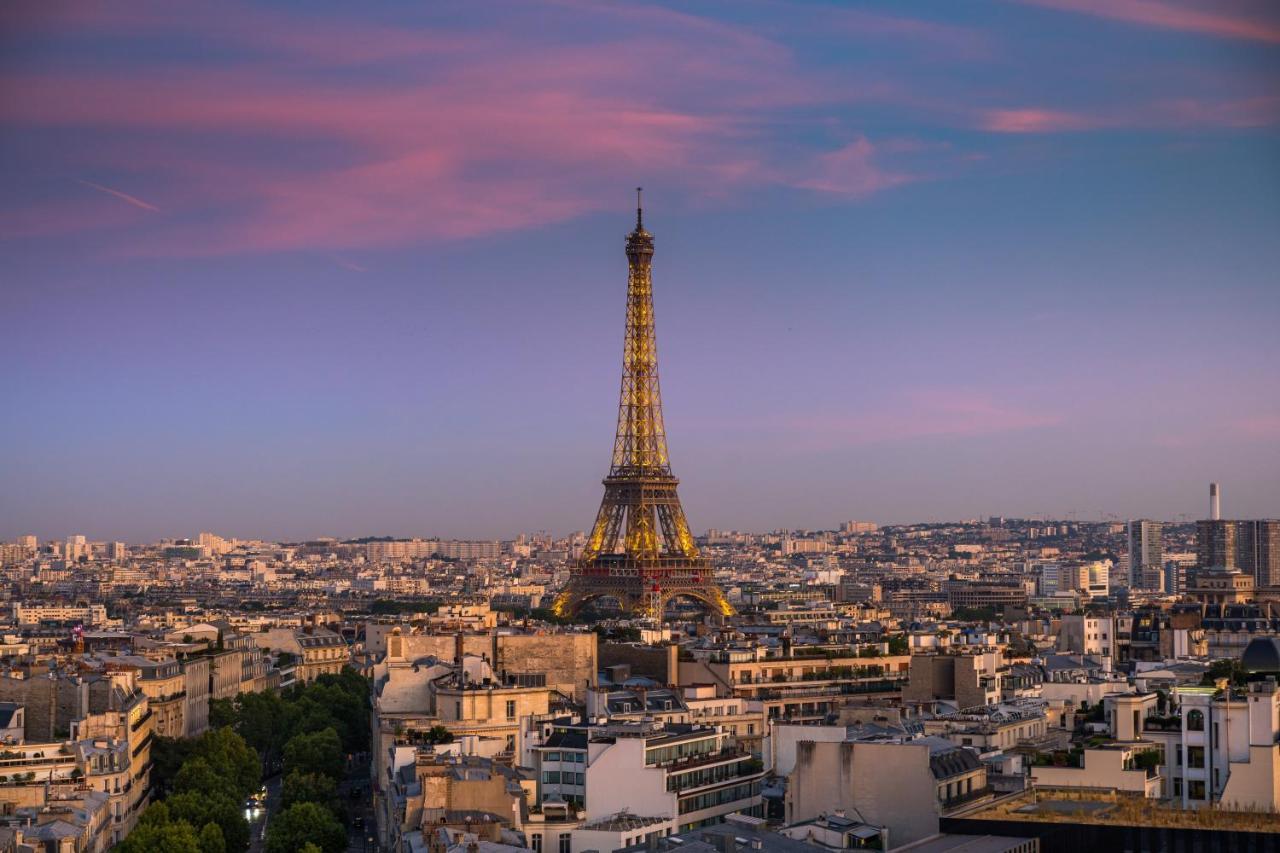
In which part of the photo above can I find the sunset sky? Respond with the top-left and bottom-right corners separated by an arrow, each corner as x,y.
3,0 -> 1278,541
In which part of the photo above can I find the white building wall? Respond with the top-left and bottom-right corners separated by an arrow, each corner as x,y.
583,738 -> 674,822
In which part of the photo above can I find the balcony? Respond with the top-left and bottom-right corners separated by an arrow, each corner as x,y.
1142,716 -> 1181,732
942,785 -> 994,810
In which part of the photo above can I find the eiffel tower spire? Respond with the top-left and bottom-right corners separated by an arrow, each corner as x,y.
552,194 -> 733,620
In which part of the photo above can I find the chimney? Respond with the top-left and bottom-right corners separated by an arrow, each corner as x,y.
1210,483 -> 1221,521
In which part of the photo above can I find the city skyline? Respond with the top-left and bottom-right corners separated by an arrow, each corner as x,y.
4,1 -> 1279,541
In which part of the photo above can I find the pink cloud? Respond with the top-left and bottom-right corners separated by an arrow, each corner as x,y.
780,389 -> 1060,451
1011,0 -> 1280,44
1,10 -> 923,256
980,97 -> 1280,134
981,108 -> 1106,133
78,180 -> 160,212
790,137 -> 914,196
1236,415 -> 1280,439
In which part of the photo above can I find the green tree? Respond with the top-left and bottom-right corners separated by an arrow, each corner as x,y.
282,770 -> 339,813
198,822 -> 228,853
232,690 -> 290,763
115,819 -> 202,853
209,698 -> 237,730
283,728 -> 345,780
422,725 -> 453,745
166,791 -> 250,853
174,757 -> 238,801
151,737 -> 198,797
265,803 -> 347,853
191,727 -> 261,799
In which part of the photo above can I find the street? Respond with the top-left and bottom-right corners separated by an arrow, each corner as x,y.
248,773 -> 282,853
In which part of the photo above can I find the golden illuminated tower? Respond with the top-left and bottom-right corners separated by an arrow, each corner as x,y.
553,190 -> 732,620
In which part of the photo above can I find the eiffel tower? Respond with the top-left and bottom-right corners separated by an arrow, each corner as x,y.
552,191 -> 733,621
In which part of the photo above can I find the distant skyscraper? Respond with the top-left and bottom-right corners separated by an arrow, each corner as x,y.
1195,516 -> 1280,588
17,535 -> 37,550
1127,520 -> 1163,590
1209,482 -> 1221,521
65,534 -> 89,563
1197,518 -> 1236,569
1238,520 -> 1280,588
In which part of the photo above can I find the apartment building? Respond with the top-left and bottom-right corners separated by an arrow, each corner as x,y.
254,626 -> 348,683
582,720 -> 764,831
1134,640 -> 1280,813
786,735 -> 991,849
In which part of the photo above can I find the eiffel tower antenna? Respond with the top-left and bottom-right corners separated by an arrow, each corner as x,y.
552,193 -> 732,621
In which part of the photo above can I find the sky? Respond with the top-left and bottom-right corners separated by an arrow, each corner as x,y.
2,0 -> 1279,543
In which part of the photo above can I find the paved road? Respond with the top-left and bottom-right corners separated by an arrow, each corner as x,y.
246,756 -> 374,852
248,774 -> 282,853
341,753 -> 377,852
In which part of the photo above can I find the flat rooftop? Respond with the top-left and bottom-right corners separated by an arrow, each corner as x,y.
958,791 -> 1280,833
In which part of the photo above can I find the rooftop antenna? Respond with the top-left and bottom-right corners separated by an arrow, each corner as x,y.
636,186 -> 644,230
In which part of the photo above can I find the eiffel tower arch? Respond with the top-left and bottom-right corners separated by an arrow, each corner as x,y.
552,191 -> 732,622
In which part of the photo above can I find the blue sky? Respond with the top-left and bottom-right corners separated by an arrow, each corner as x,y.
2,0 -> 1278,541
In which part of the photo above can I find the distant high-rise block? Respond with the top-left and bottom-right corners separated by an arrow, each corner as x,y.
1196,518 -> 1280,588
1127,520 -> 1163,590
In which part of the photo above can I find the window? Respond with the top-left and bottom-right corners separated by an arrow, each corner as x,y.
559,833 -> 571,853
506,700 -> 517,720
1187,710 -> 1204,732
1213,723 -> 1219,749
531,835 -> 543,853
543,771 -> 560,784
547,752 -> 560,762
506,734 -> 516,752
1188,780 -> 1206,800
1187,747 -> 1205,769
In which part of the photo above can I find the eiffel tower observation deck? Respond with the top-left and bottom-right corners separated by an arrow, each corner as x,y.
552,191 -> 733,621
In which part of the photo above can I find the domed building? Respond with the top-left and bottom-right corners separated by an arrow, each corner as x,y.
1241,637 -> 1280,678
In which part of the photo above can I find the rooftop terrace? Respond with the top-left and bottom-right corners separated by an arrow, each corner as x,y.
959,790 -> 1280,833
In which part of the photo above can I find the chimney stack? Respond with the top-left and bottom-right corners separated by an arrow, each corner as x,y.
1210,482 -> 1221,521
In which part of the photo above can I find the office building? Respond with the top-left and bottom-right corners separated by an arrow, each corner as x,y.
1127,520 -> 1163,591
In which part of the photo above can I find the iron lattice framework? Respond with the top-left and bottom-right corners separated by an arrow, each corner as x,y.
553,192 -> 733,620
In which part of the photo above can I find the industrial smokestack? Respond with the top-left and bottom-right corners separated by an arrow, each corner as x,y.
1210,482 -> 1221,521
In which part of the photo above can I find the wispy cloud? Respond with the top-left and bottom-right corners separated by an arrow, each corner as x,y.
766,389 -> 1061,452
980,108 -> 1103,134
980,96 -> 1280,133
78,179 -> 160,212
1236,414 -> 1280,439
1010,0 -> 1280,44
4,4 -> 925,255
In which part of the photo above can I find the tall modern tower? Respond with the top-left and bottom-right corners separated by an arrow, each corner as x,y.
552,192 -> 732,620
1127,520 -> 1164,590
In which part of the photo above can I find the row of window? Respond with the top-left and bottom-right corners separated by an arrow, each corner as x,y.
529,831 -> 571,853
542,771 -> 585,786
667,758 -> 756,792
645,738 -> 720,767
543,751 -> 585,764
677,781 -> 760,815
